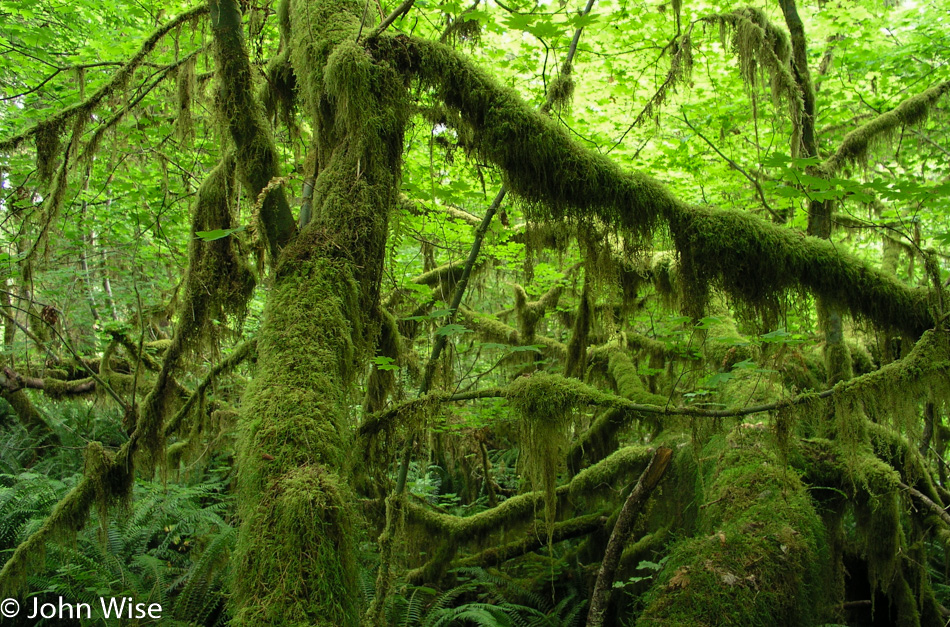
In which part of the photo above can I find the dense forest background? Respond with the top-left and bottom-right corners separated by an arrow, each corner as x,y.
0,0 -> 949,624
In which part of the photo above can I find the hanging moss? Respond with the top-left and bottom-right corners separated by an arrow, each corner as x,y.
233,0 -> 410,618
383,36 -> 935,336
668,205 -> 933,336
261,0 -> 297,126
459,306 -> 567,357
831,329 -> 950,446
779,346 -> 826,392
176,56 -> 196,143
795,435 -> 941,625
0,6 -> 209,156
823,81 -> 950,174
0,439 -> 135,595
440,14 -> 481,47
703,8 -> 803,156
513,283 -> 562,346
565,282 -> 591,378
507,371 -> 577,541
177,154 -> 255,349
34,119 -> 65,185
568,408 -> 627,475
363,308 -> 404,414
546,74 -> 574,111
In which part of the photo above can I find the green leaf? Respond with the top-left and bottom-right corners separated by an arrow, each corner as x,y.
195,226 -> 245,241
508,344 -> 542,353
695,316 -> 721,329
372,356 -> 399,371
435,323 -> 472,336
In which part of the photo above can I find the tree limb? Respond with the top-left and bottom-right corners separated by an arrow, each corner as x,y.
383,35 -> 935,336
0,6 -> 209,152
587,446 -> 672,627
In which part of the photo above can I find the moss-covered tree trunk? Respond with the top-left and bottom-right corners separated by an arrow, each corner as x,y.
229,0 -> 406,624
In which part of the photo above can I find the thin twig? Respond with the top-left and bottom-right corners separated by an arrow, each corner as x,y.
682,112 -> 782,222
365,0 -> 415,39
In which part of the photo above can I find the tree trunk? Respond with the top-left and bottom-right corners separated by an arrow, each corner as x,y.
229,0 -> 407,623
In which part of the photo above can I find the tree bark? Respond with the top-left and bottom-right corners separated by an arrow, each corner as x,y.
587,446 -> 672,627
230,0 -> 407,622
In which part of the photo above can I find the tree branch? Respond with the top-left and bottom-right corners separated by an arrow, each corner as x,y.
0,5 -> 209,151
587,446 -> 672,627
382,35 -> 935,336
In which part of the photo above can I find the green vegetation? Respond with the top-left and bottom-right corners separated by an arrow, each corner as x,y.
0,0 -> 949,624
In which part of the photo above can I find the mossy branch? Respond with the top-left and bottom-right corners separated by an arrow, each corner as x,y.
458,305 -> 567,355
777,0 -> 817,158
0,367 -> 95,396
451,512 -> 607,571
0,6 -> 209,152
0,440 -> 135,595
163,339 -> 256,438
405,444 -> 653,543
0,307 -> 60,363
385,36 -> 935,336
209,0 -> 296,261
899,482 -> 950,527
587,446 -> 672,627
822,80 -> 950,175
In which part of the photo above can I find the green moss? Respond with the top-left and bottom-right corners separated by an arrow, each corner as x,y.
210,0 -> 296,260
668,205 -> 933,335
404,444 -> 653,543
176,56 -> 195,143
565,282 -> 591,378
233,259 -> 361,626
0,439 -> 135,595
567,408 -> 627,475
794,435 -> 943,624
603,343 -> 669,406
233,465 -> 358,626
508,372 -> 577,539
824,81 -> 950,173
638,431 -> 828,626
34,119 -> 65,185
546,74 -> 574,111
833,329 -> 950,443
388,37 -> 934,336
780,346 -> 826,392
1,390 -> 59,444
177,154 -> 256,348
704,8 -> 802,157
699,311 -> 755,371
363,308 -> 404,414
460,306 -> 567,357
